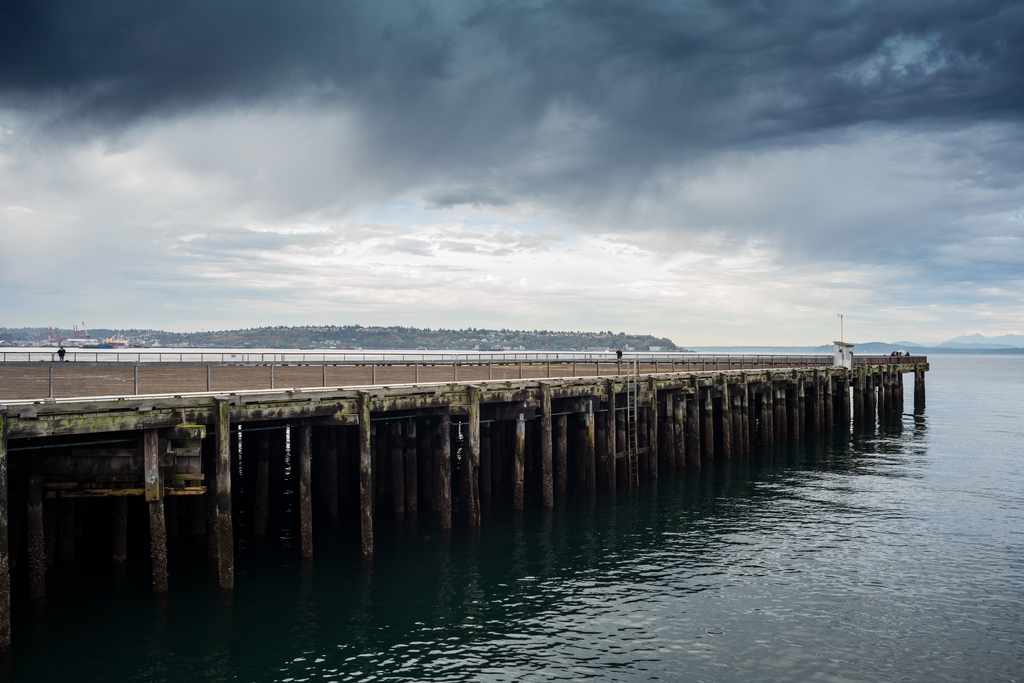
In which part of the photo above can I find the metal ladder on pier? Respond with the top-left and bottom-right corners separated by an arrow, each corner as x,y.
625,359 -> 640,486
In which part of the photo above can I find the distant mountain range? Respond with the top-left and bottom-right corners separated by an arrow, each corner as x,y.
691,334 -> 1024,354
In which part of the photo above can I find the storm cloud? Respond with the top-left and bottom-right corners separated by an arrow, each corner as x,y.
1,0 -> 1022,342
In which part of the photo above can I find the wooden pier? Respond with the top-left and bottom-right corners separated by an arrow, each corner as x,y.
0,350 -> 927,648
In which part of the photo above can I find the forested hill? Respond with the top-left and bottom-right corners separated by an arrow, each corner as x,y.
0,325 -> 678,351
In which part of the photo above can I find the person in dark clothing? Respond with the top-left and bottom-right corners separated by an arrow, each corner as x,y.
57,346 -> 66,362
616,348 -> 623,359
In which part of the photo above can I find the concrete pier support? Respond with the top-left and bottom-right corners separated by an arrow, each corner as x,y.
297,425 -> 313,558
214,398 -> 234,588
513,413 -> 526,510
466,387 -> 481,527
28,449 -> 45,599
605,381 -> 617,491
541,384 -> 554,506
358,394 -> 374,554
0,411 -> 10,651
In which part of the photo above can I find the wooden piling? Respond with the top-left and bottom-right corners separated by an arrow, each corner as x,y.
766,386 -> 775,447
215,397 -> 234,589
204,435 -> 218,560
853,372 -> 863,426
541,384 -> 554,507
914,368 -> 926,411
686,393 -> 701,467
758,390 -> 769,448
825,377 -> 834,431
674,393 -> 686,468
664,392 -> 676,469
586,399 -> 597,491
513,413 -> 526,510
841,376 -> 851,428
144,429 -> 168,593
435,410 -> 452,531
0,410 -> 10,650
720,382 -> 732,460
777,388 -> 788,444
555,414 -> 568,494
702,389 -> 714,461
404,419 -> 418,515
388,420 -> 405,516
466,386 -> 481,527
605,380 -> 616,491
297,425 -> 313,558
358,392 -> 374,555
798,380 -> 807,436
28,449 -> 45,598
741,385 -> 750,455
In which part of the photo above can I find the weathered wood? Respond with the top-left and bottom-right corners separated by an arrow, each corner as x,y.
914,368 -> 926,411
388,420 -> 405,516
702,389 -> 714,461
358,393 -> 374,556
44,499 -> 56,566
540,384 -> 554,507
648,389 -> 658,479
0,411 -> 9,650
298,425 -> 312,558
112,497 -> 127,563
513,413 -> 526,509
720,382 -> 732,460
686,393 -> 700,468
148,498 -> 168,593
324,426 -> 339,522
825,376 -> 834,431
405,418 -> 418,514
798,379 -> 808,435
605,380 -> 616,491
215,397 -> 234,589
28,449 -> 45,598
730,393 -> 743,457
466,386 -> 481,527
144,428 -> 160,502
673,393 -> 686,467
435,410 -> 451,530
204,435 -> 218,560
665,393 -> 677,469
586,399 -> 597,491
555,414 -> 568,494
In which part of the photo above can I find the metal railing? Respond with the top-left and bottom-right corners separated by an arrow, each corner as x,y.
854,356 -> 927,366
1,349 -> 836,367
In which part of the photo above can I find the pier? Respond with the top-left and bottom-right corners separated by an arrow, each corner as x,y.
0,348 -> 927,648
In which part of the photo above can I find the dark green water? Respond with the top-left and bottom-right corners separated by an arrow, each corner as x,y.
6,355 -> 1023,681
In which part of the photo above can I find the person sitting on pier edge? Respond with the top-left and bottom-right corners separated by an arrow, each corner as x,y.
58,346 -> 66,362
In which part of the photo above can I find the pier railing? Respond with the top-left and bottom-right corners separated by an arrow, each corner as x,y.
1,350 -> 835,367
854,356 -> 927,366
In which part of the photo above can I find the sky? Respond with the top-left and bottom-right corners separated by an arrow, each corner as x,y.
1,0 -> 1022,345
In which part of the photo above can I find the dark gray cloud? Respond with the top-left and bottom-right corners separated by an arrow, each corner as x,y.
3,0 -> 1021,144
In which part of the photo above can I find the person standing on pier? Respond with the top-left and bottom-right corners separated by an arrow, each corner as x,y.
57,346 -> 66,362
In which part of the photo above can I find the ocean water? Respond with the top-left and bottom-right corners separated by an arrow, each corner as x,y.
6,355 -> 1022,682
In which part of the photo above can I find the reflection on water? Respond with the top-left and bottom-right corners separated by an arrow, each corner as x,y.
7,356 -> 1024,682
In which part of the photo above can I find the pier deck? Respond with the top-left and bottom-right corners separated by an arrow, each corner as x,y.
0,352 -> 928,648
